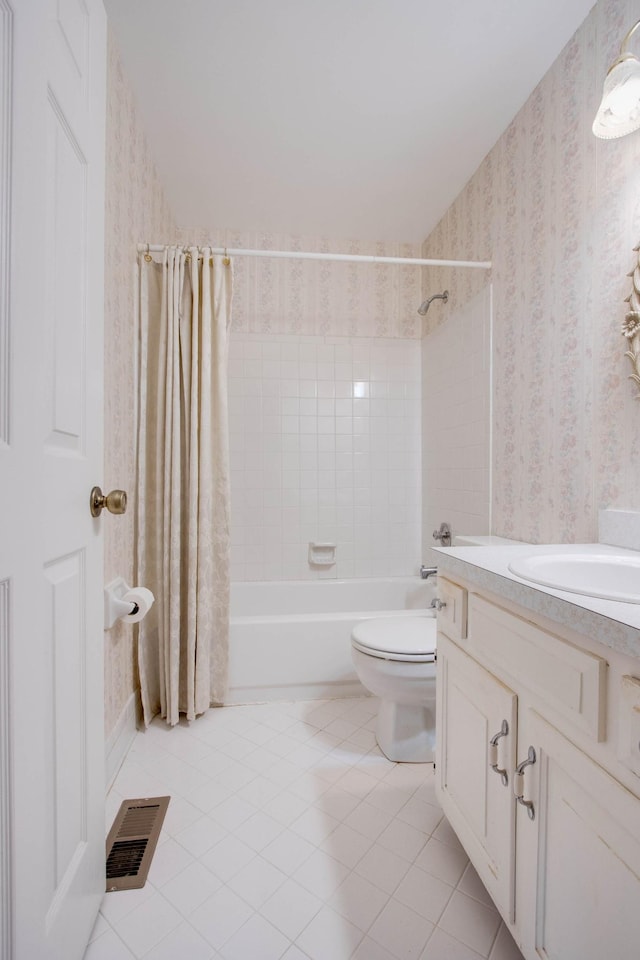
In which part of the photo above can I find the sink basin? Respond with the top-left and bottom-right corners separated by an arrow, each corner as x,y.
507,553 -> 640,604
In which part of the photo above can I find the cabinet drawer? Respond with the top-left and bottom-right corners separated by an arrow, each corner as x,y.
437,576 -> 468,641
618,675 -> 640,778
467,594 -> 607,742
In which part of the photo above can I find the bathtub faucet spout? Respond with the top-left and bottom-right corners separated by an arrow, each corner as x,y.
420,566 -> 438,580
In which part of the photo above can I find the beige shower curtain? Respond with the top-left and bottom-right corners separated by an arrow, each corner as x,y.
136,246 -> 232,726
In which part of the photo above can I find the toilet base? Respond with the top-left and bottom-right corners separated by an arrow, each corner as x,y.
376,699 -> 435,763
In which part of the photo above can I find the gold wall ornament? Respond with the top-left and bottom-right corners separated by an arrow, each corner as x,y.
623,243 -> 640,398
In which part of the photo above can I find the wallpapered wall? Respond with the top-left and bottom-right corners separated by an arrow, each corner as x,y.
175,227 -> 422,339
422,0 -> 640,545
104,34 -> 176,738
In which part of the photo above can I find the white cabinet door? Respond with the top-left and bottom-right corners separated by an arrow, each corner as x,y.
436,633 -> 518,920
517,710 -> 640,960
0,1 -> 106,957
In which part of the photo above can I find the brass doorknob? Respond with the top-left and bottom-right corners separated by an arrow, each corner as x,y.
90,486 -> 127,518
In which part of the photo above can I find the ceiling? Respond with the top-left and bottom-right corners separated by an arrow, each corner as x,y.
105,0 -> 597,244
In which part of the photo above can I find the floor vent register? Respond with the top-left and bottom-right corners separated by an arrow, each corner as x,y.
105,796 -> 170,892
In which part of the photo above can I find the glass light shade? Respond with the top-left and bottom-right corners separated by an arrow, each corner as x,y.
593,55 -> 640,139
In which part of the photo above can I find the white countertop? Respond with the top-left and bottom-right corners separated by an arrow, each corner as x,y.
434,542 -> 640,659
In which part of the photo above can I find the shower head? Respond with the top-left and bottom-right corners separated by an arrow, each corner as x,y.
417,290 -> 449,316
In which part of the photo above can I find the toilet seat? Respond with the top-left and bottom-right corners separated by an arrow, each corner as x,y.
351,616 -> 436,663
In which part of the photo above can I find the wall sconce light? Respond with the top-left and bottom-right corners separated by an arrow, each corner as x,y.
593,20 -> 640,139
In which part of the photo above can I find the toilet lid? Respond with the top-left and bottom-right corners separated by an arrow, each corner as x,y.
352,616 -> 437,662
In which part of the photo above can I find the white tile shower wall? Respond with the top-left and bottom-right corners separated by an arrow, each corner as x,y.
229,333 -> 422,581
421,285 -> 491,553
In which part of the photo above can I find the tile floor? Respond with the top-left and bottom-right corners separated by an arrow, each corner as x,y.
86,697 -> 525,960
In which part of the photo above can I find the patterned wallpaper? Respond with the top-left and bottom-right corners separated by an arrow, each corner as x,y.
422,0 -> 640,545
175,228 -> 422,340
104,33 -> 176,738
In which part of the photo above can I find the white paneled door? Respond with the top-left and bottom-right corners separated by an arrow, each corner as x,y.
0,1 -> 106,958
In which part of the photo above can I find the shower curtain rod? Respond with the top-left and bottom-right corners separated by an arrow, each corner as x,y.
138,243 -> 492,270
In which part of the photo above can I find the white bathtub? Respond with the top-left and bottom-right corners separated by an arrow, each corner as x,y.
227,577 -> 436,703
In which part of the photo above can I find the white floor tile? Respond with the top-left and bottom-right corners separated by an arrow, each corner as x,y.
227,854 -> 288,909
282,946 -> 312,960
235,774 -> 282,808
290,806 -> 340,844
87,911 -> 110,943
237,810 -> 285,852
354,842 -> 411,895
352,936 -> 397,960
89,699 -> 512,960
328,871 -> 389,932
210,794 -> 258,831
432,817 -> 467,853
162,795 -> 206,834
190,886 -> 254,951
313,787 -> 361,822
377,818 -> 429,863
343,799 -> 394,840
83,927 -> 137,960
146,836 -> 195,887
420,928 -> 484,960
174,815 -> 228,858
382,762 -> 433,792
267,733 -> 302,758
368,898 -> 434,959
263,788 -> 311,825
396,796 -> 443,835
295,904 -> 364,960
220,913 -> 290,960
289,772 -> 332,803
488,924 -> 525,960
243,746 -> 285,775
394,865 -> 455,925
355,752 -> 392,781
293,848 -> 351,900
366,780 -> 412,816
320,823 -> 373,869
201,834 -> 257,882
262,829 -> 317,874
260,878 -> 323,940
111,891 -> 183,958
438,891 -> 501,958
336,767 -> 379,800
188,779 -> 234,814
414,837 -> 469,887
214,760 -> 258,792
458,862 -> 497,909
99,885 -> 155,927
160,860 -> 222,916
141,921 -> 216,960
266,757 -> 304,787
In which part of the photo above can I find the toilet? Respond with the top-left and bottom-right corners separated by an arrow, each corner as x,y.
351,615 -> 437,763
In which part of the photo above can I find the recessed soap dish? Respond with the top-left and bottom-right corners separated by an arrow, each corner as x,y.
308,542 -> 336,566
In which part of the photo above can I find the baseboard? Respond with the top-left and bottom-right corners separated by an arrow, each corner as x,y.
224,678 -> 367,705
105,691 -> 140,791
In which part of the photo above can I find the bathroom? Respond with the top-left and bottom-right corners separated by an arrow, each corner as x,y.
4,0 -> 640,957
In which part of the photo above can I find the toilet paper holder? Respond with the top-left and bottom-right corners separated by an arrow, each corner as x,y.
104,577 -> 154,630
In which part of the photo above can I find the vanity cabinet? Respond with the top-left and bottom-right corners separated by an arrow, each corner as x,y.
436,576 -> 640,960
